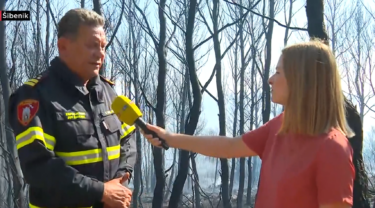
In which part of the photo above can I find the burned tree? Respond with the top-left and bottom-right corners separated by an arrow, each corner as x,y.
306,0 -> 370,208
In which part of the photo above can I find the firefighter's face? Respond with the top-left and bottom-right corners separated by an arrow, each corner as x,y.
59,25 -> 107,82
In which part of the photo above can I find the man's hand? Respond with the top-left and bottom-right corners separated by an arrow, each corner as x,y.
102,173 -> 132,208
119,172 -> 131,185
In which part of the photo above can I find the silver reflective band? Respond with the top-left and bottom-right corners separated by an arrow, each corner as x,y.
16,127 -> 56,150
55,145 -> 121,166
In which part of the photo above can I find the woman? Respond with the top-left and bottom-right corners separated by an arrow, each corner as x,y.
141,40 -> 355,208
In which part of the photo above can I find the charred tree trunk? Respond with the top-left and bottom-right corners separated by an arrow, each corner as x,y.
262,0 -> 274,124
92,0 -> 102,16
165,148 -> 177,201
132,130 -> 142,208
45,0 -> 50,66
152,0 -> 168,207
0,1 -> 25,207
246,45 -> 256,205
229,38 -> 239,199
130,1 -> 142,206
305,1 -> 369,208
229,151 -> 236,196
191,154 -> 201,208
283,0 -> 293,46
35,0 -> 41,74
169,0 -> 202,206
165,68 -> 188,201
237,0 -> 246,206
305,0 -> 328,44
92,0 -> 104,76
212,0 -> 231,207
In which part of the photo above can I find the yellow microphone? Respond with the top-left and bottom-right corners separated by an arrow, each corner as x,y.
111,95 -> 169,150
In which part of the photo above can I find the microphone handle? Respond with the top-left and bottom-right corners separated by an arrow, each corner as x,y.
135,118 -> 169,150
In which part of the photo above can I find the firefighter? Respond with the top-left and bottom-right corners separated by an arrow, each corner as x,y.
8,8 -> 136,208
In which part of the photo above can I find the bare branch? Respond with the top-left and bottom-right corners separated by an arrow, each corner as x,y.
223,0 -> 307,31
105,0 -> 126,50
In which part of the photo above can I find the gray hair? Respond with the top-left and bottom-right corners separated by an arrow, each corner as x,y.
58,8 -> 105,39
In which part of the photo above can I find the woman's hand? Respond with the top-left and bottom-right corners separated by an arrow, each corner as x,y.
140,124 -> 171,148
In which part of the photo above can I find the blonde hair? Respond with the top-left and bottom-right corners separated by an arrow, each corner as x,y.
279,40 -> 354,137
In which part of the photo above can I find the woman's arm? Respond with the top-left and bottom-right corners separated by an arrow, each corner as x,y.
166,134 -> 257,158
142,120 -> 273,158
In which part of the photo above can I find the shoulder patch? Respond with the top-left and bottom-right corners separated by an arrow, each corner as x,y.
100,75 -> 115,85
23,77 -> 41,87
17,99 -> 39,126
23,72 -> 48,87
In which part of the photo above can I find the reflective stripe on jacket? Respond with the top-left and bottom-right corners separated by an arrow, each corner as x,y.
9,57 -> 137,208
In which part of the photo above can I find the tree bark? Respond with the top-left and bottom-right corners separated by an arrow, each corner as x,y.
130,1 -> 142,206
0,0 -> 25,207
262,0 -> 274,124
35,0 -> 41,74
305,0 -> 370,207
93,0 -> 102,16
211,0 -> 231,207
237,0 -> 246,206
191,154 -> 201,208
229,35 -> 239,199
152,0 -> 168,207
92,0 -> 104,76
246,44 -> 256,205
45,0 -> 50,66
169,0 -> 202,206
305,0 -> 328,44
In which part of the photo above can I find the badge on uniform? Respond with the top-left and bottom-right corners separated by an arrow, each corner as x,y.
17,99 -> 39,126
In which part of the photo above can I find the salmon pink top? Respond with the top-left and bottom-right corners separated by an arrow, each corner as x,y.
242,113 -> 354,208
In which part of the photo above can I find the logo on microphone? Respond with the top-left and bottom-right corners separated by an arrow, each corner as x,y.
122,105 -> 128,111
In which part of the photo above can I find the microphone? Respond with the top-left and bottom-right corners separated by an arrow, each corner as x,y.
111,95 -> 169,150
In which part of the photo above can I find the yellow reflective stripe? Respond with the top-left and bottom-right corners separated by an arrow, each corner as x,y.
44,133 -> 56,150
24,79 -> 39,87
107,145 -> 121,160
29,203 -> 38,208
120,123 -> 135,139
103,110 -> 114,116
16,127 -> 56,150
55,145 -> 121,166
65,112 -> 86,119
29,202 -> 91,208
24,82 -> 36,87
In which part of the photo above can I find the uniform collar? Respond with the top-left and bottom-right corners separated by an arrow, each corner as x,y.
49,57 -> 101,95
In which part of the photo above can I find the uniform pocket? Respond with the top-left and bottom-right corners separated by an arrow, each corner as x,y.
100,113 -> 122,136
55,111 -> 95,148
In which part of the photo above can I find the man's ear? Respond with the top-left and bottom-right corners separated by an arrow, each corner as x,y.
57,37 -> 70,54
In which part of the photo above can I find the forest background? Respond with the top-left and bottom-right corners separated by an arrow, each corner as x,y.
0,0 -> 375,208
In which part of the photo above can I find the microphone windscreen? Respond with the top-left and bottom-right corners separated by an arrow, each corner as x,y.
111,95 -> 143,125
